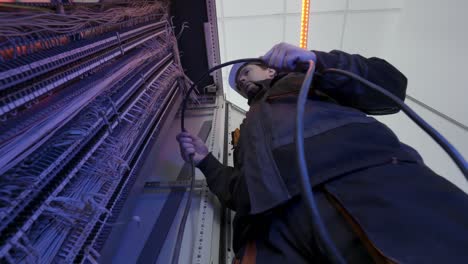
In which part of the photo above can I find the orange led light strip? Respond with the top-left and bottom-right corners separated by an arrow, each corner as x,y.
300,0 -> 310,49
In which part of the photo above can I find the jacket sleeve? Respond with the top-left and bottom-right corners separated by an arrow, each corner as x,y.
196,152 -> 251,214
313,50 -> 408,115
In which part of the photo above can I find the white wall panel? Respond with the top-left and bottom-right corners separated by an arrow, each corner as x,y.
287,0 -> 347,13
308,13 -> 345,51
223,0 -> 283,17
349,0 -> 404,10
342,11 -> 400,57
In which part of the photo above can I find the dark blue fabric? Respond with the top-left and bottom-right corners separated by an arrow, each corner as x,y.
200,122 -> 468,262
235,192 -> 374,263
272,122 -> 421,195
313,50 -> 408,115
227,49 -> 409,214
325,162 -> 468,263
272,122 -> 468,263
239,73 -> 380,214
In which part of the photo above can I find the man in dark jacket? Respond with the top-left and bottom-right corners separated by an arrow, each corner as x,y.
176,43 -> 468,263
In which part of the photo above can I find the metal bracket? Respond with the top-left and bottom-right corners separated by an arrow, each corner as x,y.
143,180 -> 206,193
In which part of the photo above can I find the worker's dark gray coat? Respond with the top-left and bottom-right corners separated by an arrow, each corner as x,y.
197,50 -> 468,263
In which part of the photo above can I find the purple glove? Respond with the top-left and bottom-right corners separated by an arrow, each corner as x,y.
262,42 -> 317,72
176,132 -> 209,165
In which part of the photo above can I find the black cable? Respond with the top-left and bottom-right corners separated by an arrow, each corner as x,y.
171,156 -> 195,264
320,68 -> 468,179
174,58 -> 262,263
296,61 -> 346,264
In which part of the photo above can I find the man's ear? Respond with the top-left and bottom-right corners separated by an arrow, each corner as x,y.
267,68 -> 276,78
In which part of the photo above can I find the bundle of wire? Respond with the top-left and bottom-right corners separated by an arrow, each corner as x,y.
0,2 -> 168,60
0,3 -> 166,37
177,58 -> 467,264
3,51 -> 179,262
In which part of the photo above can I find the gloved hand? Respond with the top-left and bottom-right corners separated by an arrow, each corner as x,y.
262,42 -> 317,72
176,131 -> 209,165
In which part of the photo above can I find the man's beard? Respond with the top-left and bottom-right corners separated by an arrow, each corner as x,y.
246,89 -> 258,99
243,82 -> 260,99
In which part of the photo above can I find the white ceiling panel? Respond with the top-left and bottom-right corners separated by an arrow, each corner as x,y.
342,11 -> 400,57
217,19 -> 226,59
284,15 -> 301,45
216,18 -> 229,81
287,0 -> 347,13
223,16 -> 284,60
349,0 -> 404,10
308,13 -> 345,52
313,0 -> 348,12
222,0 -> 284,17
286,0 -> 302,13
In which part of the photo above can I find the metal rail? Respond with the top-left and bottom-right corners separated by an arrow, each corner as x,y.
0,20 -> 167,119
76,81 -> 181,264
0,22 -> 169,174
56,63 -> 178,263
0,56 -> 175,260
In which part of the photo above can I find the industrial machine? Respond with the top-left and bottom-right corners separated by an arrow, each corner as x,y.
0,0 -> 234,263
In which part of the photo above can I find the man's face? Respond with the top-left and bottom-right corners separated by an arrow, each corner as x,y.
236,64 -> 276,99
